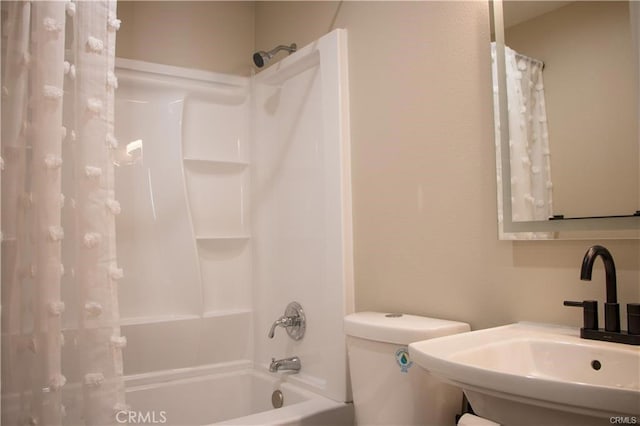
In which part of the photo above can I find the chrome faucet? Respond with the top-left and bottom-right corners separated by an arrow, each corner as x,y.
269,356 -> 301,373
580,245 -> 620,332
268,302 -> 306,340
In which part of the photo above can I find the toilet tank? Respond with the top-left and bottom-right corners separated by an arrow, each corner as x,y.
344,312 -> 470,426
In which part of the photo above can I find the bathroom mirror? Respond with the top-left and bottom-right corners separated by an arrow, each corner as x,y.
491,0 -> 640,239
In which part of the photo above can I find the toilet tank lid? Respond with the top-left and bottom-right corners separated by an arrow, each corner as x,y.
344,312 -> 470,345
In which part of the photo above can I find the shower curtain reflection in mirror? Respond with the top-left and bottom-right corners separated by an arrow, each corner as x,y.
1,1 -> 126,424
492,42 -> 553,239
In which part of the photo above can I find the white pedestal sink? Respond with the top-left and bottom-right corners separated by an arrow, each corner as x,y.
409,322 -> 640,426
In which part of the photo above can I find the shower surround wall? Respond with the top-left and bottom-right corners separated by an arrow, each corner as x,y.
113,29 -> 353,403
252,30 -> 354,401
114,60 -> 253,374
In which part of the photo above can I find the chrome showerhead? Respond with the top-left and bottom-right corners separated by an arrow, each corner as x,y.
253,43 -> 297,68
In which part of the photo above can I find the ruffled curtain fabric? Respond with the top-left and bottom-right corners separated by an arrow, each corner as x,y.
1,1 -> 125,424
492,43 -> 553,239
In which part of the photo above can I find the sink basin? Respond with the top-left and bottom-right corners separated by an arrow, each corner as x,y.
409,322 -> 640,426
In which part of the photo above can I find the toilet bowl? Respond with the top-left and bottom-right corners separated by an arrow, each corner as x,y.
344,312 -> 470,426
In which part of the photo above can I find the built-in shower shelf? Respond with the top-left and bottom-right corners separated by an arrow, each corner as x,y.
183,158 -> 249,169
202,308 -> 252,318
195,235 -> 251,241
179,92 -> 252,317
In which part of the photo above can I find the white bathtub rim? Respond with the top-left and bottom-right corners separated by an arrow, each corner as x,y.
123,363 -> 351,426
211,397 -> 348,426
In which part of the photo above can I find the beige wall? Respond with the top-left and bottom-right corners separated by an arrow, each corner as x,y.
116,1 -> 255,75
115,1 -> 640,331
505,1 -> 639,218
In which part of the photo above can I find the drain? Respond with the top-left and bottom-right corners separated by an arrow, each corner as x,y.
272,390 -> 284,409
591,360 -> 602,371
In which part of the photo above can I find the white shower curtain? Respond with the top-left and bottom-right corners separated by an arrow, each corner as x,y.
492,43 -> 553,239
1,1 -> 125,424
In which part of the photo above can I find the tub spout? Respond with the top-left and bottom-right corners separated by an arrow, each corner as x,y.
269,356 -> 301,373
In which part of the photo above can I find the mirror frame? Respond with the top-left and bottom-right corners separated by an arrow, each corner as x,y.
490,0 -> 640,238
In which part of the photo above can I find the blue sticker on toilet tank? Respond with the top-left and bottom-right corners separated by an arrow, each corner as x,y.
395,347 -> 413,373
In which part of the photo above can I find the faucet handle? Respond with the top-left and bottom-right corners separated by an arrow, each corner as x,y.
604,302 -> 621,333
628,304 -> 640,335
564,300 -> 598,330
268,302 -> 306,340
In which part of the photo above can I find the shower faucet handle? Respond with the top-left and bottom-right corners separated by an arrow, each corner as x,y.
268,315 -> 295,338
268,302 -> 305,340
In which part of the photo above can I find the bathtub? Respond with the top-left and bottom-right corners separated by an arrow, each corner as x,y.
124,363 -> 354,426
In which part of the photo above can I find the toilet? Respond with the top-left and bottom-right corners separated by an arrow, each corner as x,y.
344,312 -> 470,426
